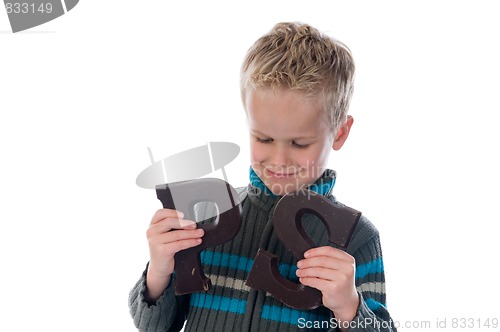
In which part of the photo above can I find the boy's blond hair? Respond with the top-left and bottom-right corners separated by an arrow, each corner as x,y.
240,22 -> 355,136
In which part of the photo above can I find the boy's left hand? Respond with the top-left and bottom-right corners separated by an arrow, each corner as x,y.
296,246 -> 359,323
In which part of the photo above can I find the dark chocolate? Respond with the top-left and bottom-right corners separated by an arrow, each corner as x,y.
246,249 -> 322,310
246,190 -> 361,310
156,178 -> 242,295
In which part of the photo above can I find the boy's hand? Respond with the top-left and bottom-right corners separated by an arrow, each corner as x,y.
296,246 -> 359,324
145,209 -> 204,301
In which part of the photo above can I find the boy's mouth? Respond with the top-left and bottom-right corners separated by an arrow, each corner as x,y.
266,169 -> 297,178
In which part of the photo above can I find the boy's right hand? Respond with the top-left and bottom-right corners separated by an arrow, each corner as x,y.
144,209 -> 204,301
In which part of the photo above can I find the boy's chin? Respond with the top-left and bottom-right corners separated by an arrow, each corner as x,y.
269,188 -> 287,196
265,181 -> 306,196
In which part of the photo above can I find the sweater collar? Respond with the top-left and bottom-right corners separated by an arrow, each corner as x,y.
247,166 -> 337,211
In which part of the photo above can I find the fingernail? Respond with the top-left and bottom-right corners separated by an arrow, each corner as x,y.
179,219 -> 195,227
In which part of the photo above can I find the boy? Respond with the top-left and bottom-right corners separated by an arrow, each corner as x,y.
129,22 -> 396,331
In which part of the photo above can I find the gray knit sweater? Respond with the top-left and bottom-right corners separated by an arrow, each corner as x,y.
129,179 -> 396,331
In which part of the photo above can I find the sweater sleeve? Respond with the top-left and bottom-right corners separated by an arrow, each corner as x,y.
128,264 -> 189,332
348,235 -> 397,332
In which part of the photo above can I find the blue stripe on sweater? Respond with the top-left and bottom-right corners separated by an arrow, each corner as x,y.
201,251 -> 382,280
261,298 -> 385,325
200,251 -> 299,281
262,305 -> 330,325
201,251 -> 254,272
365,298 -> 386,311
190,293 -> 246,314
189,294 -> 384,322
355,257 -> 384,279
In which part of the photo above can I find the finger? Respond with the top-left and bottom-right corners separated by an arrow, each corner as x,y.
167,238 -> 203,254
151,209 -> 185,225
147,220 -> 197,239
297,256 -> 348,270
157,238 -> 203,257
304,246 -> 354,262
296,266 -> 338,281
150,220 -> 195,233
298,276 -> 331,292
155,217 -> 197,231
156,228 -> 204,245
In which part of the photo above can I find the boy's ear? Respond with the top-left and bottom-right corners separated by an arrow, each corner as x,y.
333,116 -> 354,151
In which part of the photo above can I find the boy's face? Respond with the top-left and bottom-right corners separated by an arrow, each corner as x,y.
246,88 -> 346,196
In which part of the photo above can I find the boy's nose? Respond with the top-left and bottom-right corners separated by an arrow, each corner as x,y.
269,144 -> 290,167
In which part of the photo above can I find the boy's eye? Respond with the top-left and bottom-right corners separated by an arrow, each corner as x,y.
292,142 -> 309,149
256,137 -> 309,148
256,137 -> 273,144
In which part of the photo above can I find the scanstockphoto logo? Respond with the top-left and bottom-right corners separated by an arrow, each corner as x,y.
3,0 -> 78,33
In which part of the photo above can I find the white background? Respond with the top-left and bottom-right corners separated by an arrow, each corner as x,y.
1,1 -> 499,331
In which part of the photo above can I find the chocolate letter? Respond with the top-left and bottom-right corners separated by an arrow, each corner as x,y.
156,178 -> 242,295
246,191 -> 360,310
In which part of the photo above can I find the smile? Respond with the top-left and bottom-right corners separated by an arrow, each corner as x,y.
266,170 -> 297,178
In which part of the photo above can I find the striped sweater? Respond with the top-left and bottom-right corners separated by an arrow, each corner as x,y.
129,171 -> 396,331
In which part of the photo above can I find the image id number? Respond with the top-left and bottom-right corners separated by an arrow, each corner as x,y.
5,2 -> 53,14
451,318 -> 499,329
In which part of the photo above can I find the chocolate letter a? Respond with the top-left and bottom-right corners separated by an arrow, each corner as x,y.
246,191 -> 360,310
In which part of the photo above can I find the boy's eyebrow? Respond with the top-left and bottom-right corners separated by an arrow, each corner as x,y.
251,129 -> 316,140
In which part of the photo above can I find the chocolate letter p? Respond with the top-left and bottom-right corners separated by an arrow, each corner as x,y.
156,178 -> 242,295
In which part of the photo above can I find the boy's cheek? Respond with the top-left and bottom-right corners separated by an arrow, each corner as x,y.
250,147 -> 266,165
